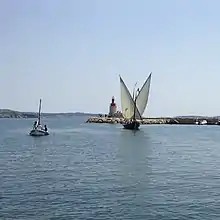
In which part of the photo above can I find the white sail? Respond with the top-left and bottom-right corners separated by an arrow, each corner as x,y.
119,76 -> 142,120
136,73 -> 152,116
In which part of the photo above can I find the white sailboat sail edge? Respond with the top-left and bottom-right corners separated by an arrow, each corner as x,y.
136,72 -> 152,116
119,76 -> 142,120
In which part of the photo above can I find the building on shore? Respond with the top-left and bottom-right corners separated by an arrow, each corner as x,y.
109,96 -> 117,116
108,96 -> 123,118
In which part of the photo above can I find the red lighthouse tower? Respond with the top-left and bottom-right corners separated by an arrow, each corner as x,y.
109,96 -> 117,116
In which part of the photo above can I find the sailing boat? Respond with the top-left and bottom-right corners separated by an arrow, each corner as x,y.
29,99 -> 49,136
120,73 -> 152,130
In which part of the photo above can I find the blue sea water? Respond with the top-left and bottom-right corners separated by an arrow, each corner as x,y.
1,116 -> 220,219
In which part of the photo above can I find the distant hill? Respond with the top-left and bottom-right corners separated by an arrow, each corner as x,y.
0,109 -> 99,118
0,109 -> 218,119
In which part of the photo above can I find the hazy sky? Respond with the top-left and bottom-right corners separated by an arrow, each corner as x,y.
1,0 -> 220,116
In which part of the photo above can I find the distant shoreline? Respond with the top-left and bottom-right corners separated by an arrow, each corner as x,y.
0,109 -> 99,118
0,109 -> 219,120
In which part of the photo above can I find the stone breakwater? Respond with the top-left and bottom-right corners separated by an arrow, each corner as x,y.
86,117 -> 220,125
86,117 -> 178,124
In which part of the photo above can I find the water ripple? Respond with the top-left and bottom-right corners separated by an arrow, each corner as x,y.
1,119 -> 220,219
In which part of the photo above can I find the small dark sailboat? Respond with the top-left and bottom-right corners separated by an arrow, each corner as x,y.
29,99 -> 49,136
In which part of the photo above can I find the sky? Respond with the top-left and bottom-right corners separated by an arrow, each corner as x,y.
0,0 -> 220,116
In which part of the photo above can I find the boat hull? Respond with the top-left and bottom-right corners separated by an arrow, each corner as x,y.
29,129 -> 49,136
123,121 -> 140,130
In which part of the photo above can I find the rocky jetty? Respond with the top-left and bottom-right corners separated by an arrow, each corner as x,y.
86,117 -> 220,125
86,117 -> 177,124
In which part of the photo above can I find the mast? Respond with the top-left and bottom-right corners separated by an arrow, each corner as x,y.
132,82 -> 137,100
38,99 -> 42,124
133,97 -> 136,120
133,88 -> 139,120
132,82 -> 138,120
